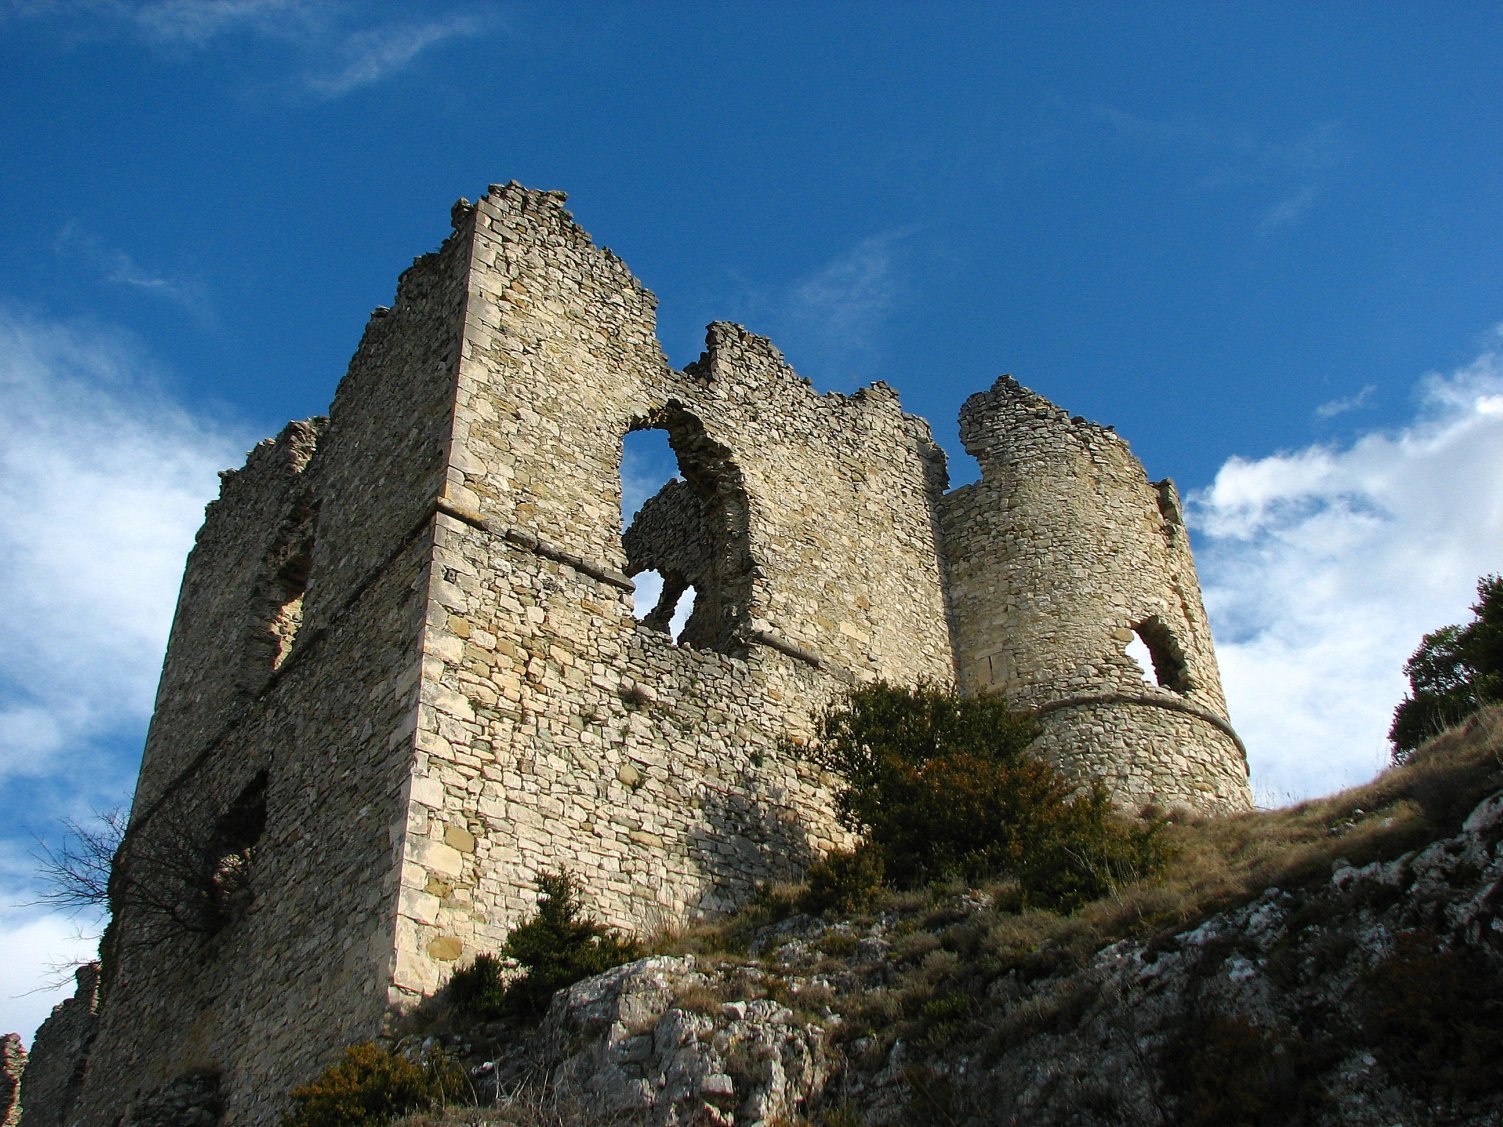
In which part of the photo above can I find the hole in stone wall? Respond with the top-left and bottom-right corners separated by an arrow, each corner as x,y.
631,569 -> 697,641
267,551 -> 310,671
245,497 -> 315,688
207,772 -> 267,928
1125,617 -> 1192,693
619,405 -> 753,654
1125,634 -> 1157,684
621,429 -> 680,531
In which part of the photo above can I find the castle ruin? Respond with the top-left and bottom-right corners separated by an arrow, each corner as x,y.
31,184 -> 1249,1126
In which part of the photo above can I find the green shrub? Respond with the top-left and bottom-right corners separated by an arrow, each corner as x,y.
807,682 -> 1167,908
499,869 -> 643,1020
1391,573 -> 1503,760
798,846 -> 885,915
444,952 -> 507,1021
283,1042 -> 465,1127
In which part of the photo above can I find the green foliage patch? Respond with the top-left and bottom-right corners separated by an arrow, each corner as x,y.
807,682 -> 1168,909
283,1042 -> 465,1127
798,846 -> 885,916
494,869 -> 643,1021
1390,573 -> 1503,759
443,951 -> 507,1021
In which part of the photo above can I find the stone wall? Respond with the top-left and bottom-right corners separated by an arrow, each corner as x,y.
18,964 -> 98,1127
39,183 -> 1251,1126
2,1034 -> 23,1127
63,218 -> 474,1126
133,421 -> 321,806
391,186 -> 956,998
941,376 -> 1250,810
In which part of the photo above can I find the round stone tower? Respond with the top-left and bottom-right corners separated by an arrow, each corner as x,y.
940,376 -> 1251,812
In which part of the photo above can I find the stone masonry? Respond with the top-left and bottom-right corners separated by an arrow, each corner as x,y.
28,184 -> 1249,1126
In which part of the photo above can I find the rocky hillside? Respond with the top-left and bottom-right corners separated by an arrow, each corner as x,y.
396,707 -> 1503,1126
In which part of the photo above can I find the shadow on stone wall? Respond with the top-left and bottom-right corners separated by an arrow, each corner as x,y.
688,788 -> 815,915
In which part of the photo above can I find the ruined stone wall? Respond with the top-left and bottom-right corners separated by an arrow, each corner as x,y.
940,376 -> 1250,811
391,185 -> 956,998
67,223 -> 477,1125
71,530 -> 432,1127
18,964 -> 97,1127
3,1034 -> 25,1127
47,184 -> 1253,1126
132,420 -> 321,807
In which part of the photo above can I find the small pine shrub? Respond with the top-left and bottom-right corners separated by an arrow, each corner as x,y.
799,846 -> 885,915
283,1042 -> 465,1127
807,682 -> 1169,908
499,869 -> 643,1021
444,952 -> 507,1020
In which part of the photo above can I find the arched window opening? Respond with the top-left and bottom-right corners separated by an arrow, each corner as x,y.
1124,634 -> 1157,685
619,404 -> 752,654
1125,617 -> 1192,693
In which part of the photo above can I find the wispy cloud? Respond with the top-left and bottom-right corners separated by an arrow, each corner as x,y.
1088,106 -> 1351,235
1192,328 -> 1503,802
7,1 -> 495,98
54,222 -> 211,321
726,228 -> 919,387
0,307 -> 244,787
1314,383 -> 1377,419
127,0 -> 315,45
789,232 -> 906,353
0,306 -> 246,1040
304,14 -> 490,97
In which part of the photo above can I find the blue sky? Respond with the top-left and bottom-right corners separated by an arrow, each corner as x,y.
2,1 -> 1501,1041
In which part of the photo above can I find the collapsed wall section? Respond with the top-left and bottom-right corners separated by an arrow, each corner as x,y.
391,184 -> 956,997
67,219 -> 478,1126
132,419 -> 321,807
941,376 -> 1250,812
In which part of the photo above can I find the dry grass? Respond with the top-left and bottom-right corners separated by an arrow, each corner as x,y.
658,708 -> 1503,996
956,704 -> 1503,973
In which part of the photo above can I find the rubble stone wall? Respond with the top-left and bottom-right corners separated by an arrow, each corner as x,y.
16,965 -> 97,1127
940,376 -> 1250,810
37,184 -> 1251,1126
60,224 -> 473,1126
392,186 -> 955,998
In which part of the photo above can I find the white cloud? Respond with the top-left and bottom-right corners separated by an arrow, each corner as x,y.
1192,333 -> 1503,803
54,222 -> 211,322
0,306 -> 245,788
0,901 -> 101,1046
1089,107 -> 1349,235
748,227 -> 921,387
790,233 -> 903,346
7,2 -> 493,97
1314,383 -> 1377,419
128,0 -> 315,45
304,14 -> 490,98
